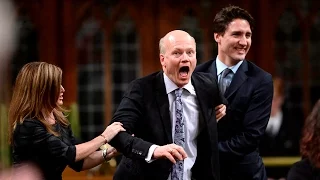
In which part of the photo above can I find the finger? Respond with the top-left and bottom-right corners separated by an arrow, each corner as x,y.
173,146 -> 187,159
165,152 -> 176,164
171,149 -> 183,161
215,104 -> 223,110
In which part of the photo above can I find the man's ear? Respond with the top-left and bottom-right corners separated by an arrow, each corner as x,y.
214,33 -> 220,43
160,54 -> 165,67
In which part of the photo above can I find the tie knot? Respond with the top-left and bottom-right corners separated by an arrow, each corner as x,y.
175,88 -> 183,98
221,68 -> 233,78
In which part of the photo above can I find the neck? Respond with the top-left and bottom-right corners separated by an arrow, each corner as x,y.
218,54 -> 241,67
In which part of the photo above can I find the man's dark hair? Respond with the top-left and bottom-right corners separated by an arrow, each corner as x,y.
213,5 -> 255,35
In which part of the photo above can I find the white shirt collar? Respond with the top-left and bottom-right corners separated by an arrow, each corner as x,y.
215,56 -> 243,76
163,73 -> 195,95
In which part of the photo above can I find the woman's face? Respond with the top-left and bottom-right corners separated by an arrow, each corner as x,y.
57,85 -> 65,105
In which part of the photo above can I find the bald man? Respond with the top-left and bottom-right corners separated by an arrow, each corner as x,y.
109,30 -> 225,180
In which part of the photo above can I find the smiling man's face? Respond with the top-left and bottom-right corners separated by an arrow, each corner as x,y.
160,30 -> 197,87
215,18 -> 252,65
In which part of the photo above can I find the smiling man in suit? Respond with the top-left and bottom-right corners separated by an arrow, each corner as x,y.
195,5 -> 273,180
109,30 -> 226,180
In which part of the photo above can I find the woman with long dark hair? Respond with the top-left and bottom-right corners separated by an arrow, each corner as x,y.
8,62 -> 125,180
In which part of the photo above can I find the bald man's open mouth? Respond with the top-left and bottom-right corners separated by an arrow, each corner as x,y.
179,66 -> 189,79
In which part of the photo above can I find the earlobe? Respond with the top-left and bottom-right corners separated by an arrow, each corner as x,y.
160,54 -> 165,66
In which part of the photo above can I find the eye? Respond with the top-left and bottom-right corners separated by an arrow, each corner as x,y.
187,51 -> 194,56
172,51 -> 181,56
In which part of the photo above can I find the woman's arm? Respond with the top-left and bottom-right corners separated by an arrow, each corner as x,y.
81,147 -> 117,170
74,122 -> 125,161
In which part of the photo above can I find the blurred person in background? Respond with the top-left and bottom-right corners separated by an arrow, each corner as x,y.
260,77 -> 303,179
8,62 -> 125,180
0,163 -> 42,180
0,0 -> 18,178
287,99 -> 320,180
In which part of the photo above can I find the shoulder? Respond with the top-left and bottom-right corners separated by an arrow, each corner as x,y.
15,118 -> 45,132
287,159 -> 314,179
123,71 -> 161,97
127,71 -> 161,87
245,60 -> 272,85
195,59 -> 215,72
246,60 -> 272,79
192,71 -> 216,84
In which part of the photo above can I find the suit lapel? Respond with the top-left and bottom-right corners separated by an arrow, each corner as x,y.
225,60 -> 248,99
208,60 -> 218,81
155,72 -> 173,143
192,75 -> 211,125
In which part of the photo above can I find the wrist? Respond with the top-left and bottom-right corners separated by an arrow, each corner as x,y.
99,134 -> 108,144
102,148 -> 109,162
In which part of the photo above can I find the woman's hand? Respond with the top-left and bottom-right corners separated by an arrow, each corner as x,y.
104,146 -> 119,161
102,122 -> 126,142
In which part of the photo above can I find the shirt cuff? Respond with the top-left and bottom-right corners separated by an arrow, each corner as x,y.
145,144 -> 159,163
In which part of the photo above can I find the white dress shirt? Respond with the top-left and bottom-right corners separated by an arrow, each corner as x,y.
145,73 -> 200,180
215,56 -> 243,82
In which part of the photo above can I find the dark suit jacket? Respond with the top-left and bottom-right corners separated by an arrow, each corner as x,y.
287,158 -> 320,180
195,59 -> 273,180
109,71 -> 224,180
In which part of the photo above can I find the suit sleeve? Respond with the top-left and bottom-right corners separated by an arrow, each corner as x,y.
218,74 -> 273,156
108,80 -> 153,160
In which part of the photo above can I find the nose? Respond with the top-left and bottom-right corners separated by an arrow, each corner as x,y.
181,52 -> 190,62
60,85 -> 65,92
239,36 -> 247,46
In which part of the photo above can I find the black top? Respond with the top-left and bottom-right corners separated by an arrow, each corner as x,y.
12,119 -> 84,180
287,158 -> 320,180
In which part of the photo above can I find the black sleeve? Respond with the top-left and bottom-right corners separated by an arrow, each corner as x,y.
21,120 -> 82,171
66,125 -> 84,172
218,74 -> 273,155
109,80 -> 153,160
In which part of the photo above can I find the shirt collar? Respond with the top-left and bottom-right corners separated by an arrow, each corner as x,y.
163,73 -> 195,95
215,56 -> 243,76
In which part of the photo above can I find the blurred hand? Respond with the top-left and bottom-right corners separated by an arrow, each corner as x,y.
153,144 -> 187,164
215,104 -> 226,121
104,146 -> 118,161
102,122 -> 125,142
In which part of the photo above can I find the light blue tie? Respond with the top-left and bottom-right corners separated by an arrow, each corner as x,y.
171,88 -> 184,180
219,68 -> 234,95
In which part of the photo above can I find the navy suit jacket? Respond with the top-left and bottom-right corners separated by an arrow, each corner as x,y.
109,71 -> 224,180
195,60 -> 273,180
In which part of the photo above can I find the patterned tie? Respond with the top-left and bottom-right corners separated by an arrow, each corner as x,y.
171,88 -> 184,180
219,68 -> 234,95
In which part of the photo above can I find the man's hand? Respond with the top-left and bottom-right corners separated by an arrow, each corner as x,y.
153,144 -> 187,164
215,104 -> 226,121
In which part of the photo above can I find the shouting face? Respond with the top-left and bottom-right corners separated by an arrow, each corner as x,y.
160,30 -> 196,87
